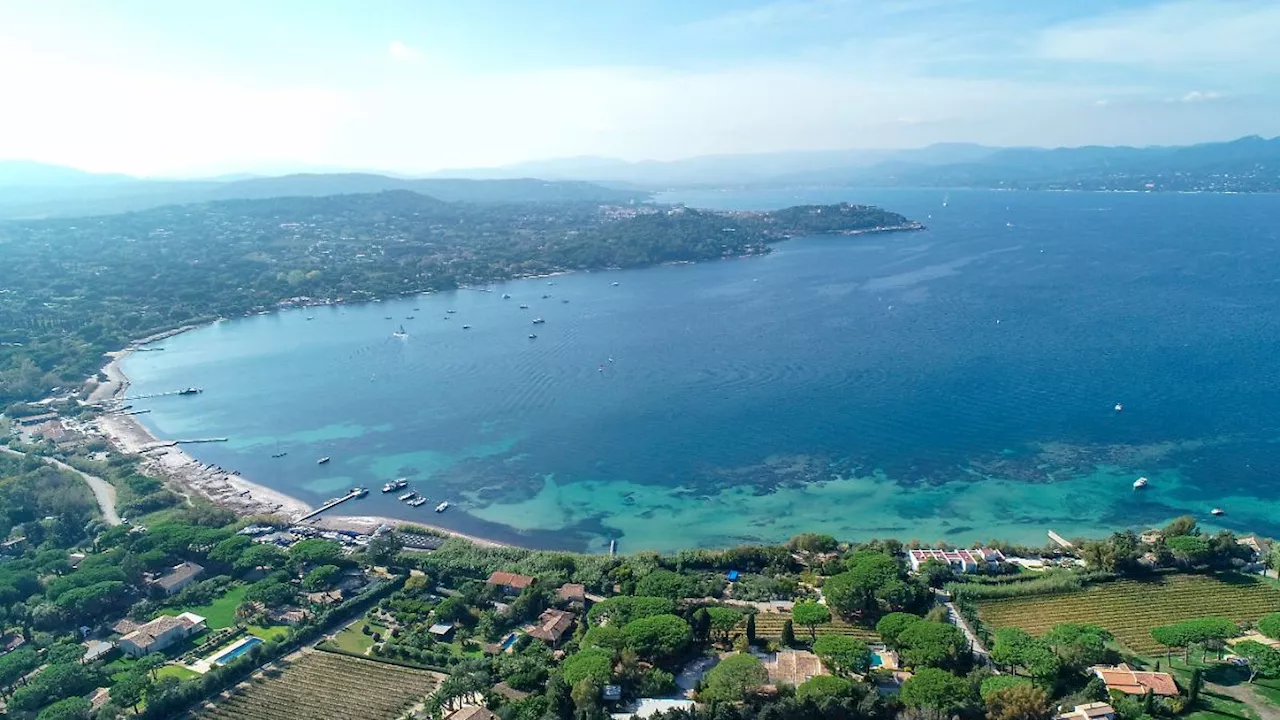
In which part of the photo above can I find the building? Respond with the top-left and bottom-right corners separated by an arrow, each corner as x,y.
557,583 -> 586,607
0,634 -> 26,657
525,609 -> 575,645
81,640 -> 115,664
447,707 -> 500,720
487,571 -> 535,594
150,561 -> 205,596
428,623 -> 457,640
1055,702 -> 1116,720
117,613 -> 206,657
271,607 -> 311,626
14,412 -> 59,427
1091,664 -> 1178,696
87,687 -> 112,712
610,699 -> 697,719
908,548 -> 1005,573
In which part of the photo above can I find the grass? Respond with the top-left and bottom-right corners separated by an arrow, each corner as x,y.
246,624 -> 290,642
977,573 -> 1280,654
331,620 -> 387,655
171,585 -> 248,629
157,665 -> 200,681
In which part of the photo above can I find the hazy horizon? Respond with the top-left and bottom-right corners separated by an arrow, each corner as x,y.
2,0 -> 1278,177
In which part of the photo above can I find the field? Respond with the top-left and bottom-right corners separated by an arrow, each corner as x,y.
977,573 -> 1280,654
746,613 -> 879,643
173,585 -> 248,629
198,650 -> 439,720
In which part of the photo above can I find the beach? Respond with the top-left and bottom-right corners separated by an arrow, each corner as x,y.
90,347 -> 505,547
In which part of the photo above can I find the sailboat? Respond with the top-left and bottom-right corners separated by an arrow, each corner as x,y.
392,325 -> 408,338
942,192 -> 950,208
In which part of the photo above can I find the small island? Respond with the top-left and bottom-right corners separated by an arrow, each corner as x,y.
0,191 -> 920,405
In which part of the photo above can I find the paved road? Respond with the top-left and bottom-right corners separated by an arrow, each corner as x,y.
935,590 -> 990,666
0,446 -> 122,525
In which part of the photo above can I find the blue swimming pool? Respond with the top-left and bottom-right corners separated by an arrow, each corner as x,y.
213,637 -> 262,666
870,652 -> 884,668
499,633 -> 521,650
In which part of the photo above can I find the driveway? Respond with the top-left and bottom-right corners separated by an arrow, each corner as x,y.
0,446 -> 121,525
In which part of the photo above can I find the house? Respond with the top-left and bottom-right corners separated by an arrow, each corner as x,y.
87,687 -> 112,712
557,583 -> 586,607
487,571 -> 535,595
762,649 -> 827,687
447,707 -> 500,720
0,536 -> 27,556
908,548 -> 1005,573
81,639 -> 115,663
150,561 -> 205,596
524,609 -> 575,645
111,619 -> 140,636
428,623 -> 457,640
14,412 -> 59,427
610,699 -> 696,719
1091,664 -> 1178,696
491,682 -> 531,702
117,613 -> 206,657
1055,702 -> 1116,720
271,607 -> 311,626
305,590 -> 344,605
0,634 -> 25,657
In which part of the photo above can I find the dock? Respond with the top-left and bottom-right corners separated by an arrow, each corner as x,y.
123,388 -> 202,401
1047,530 -> 1074,550
298,489 -> 365,521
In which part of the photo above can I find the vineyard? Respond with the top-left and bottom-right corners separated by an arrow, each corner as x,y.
745,613 -> 879,643
977,573 -> 1280,655
197,650 -> 439,720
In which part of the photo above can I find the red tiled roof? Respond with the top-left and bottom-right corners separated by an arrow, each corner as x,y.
1092,664 -> 1178,696
525,609 -> 575,643
487,571 -> 535,590
557,583 -> 585,601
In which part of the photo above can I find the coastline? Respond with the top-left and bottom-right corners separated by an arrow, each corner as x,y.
90,347 -> 506,548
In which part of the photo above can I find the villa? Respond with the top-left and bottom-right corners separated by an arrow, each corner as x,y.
1091,664 -> 1178,696
524,609 -> 576,645
118,613 -> 206,657
487,571 -> 536,595
908,548 -> 1005,573
1055,702 -> 1116,720
150,561 -> 205,596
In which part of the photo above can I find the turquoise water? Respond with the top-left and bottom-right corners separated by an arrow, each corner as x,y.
213,637 -> 262,665
122,188 -> 1280,553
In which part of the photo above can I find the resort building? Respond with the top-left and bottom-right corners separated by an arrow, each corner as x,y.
524,609 -> 576,645
1090,664 -> 1178,696
487,571 -> 536,595
1055,702 -> 1116,720
907,548 -> 1005,573
150,561 -> 205,596
117,613 -> 206,657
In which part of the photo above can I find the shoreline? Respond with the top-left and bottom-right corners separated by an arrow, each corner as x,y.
90,349 -> 506,548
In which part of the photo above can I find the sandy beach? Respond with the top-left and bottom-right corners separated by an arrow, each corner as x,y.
89,344 -> 505,547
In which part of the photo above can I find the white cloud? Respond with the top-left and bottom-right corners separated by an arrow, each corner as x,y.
1177,90 -> 1220,103
387,40 -> 422,62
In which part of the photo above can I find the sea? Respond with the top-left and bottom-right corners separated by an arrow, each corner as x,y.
121,187 -> 1280,553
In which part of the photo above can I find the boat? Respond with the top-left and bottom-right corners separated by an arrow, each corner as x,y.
179,387 -> 202,396
398,491 -> 417,502
393,325 -> 408,338
542,294 -> 551,299
1211,508 -> 1225,516
611,281 -> 620,286
306,316 -> 314,321
462,324 -> 472,329
409,497 -> 429,507
384,316 -> 393,320
502,293 -> 511,299
352,487 -> 368,498
562,299 -> 569,303
271,452 -> 287,458
528,333 -> 537,339
435,501 -> 449,513
519,304 -> 529,309
382,478 -> 409,493
1133,477 -> 1148,489
532,318 -> 545,325
405,316 -> 414,320
1114,403 -> 1123,412
446,309 -> 457,314
317,457 -> 331,465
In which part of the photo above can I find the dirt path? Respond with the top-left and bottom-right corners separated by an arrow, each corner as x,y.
1208,680 -> 1280,720
0,446 -> 122,525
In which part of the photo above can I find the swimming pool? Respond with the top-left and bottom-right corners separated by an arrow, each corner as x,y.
499,633 -> 521,651
213,637 -> 263,666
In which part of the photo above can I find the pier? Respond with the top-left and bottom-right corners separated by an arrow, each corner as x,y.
1047,530 -> 1074,550
122,388 -> 203,401
298,489 -> 365,521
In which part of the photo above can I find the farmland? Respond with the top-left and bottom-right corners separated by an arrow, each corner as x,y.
197,650 -> 440,720
747,613 -> 880,643
977,573 -> 1280,654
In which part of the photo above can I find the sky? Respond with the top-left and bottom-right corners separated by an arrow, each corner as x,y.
0,0 -> 1277,176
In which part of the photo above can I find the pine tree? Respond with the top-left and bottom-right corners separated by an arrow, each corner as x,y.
781,619 -> 796,647
1188,667 -> 1203,705
746,613 -> 757,647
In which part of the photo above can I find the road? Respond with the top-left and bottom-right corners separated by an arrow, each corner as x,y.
936,590 -> 990,666
0,446 -> 122,525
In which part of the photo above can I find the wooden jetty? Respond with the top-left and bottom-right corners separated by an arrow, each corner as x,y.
1047,530 -> 1074,550
299,489 -> 365,521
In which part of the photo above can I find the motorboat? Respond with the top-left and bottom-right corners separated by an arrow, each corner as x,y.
1114,403 -> 1123,412
1133,477 -> 1148,489
409,497 -> 429,507
399,491 -> 418,502
528,334 -> 537,339
532,318 -> 545,325
1211,508 -> 1225,516
352,487 -> 368,498
317,457 -> 331,465
435,501 -> 449,513
382,478 -> 409,493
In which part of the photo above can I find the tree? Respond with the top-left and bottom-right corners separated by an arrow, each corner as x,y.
1162,516 -> 1199,538
980,675 -> 1032,702
302,564 -> 341,591
705,607 -> 744,648
571,677 -> 602,720
1234,640 -> 1280,684
244,578 -> 295,608
792,600 -> 831,641
1258,612 -> 1280,640
1043,623 -> 1112,669
434,596 -> 470,625
898,621 -> 968,670
111,671 -> 150,712
587,596 -> 676,627
288,538 -> 344,568
699,653 -> 768,702
823,551 -> 903,619
900,667 -> 971,712
918,559 -> 955,588
561,647 -> 614,687
990,628 -> 1035,673
781,619 -> 796,647
36,696 -> 92,720
1167,536 -> 1211,567
788,533 -> 838,553
985,683 -> 1052,720
635,570 -> 695,599
622,614 -> 692,664
365,532 -> 404,566
0,647 -> 40,690
812,634 -> 873,677
207,535 -> 253,565
692,608 -> 711,644
745,613 -> 757,647
796,674 -> 855,701
233,543 -> 286,572
582,626 -> 627,651
1187,667 -> 1203,704
876,612 -> 922,649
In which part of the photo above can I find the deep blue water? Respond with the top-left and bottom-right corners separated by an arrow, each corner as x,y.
123,188 -> 1280,552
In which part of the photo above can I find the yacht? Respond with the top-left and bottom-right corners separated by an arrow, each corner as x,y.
398,490 -> 418,502
519,304 -> 529,309
502,293 -> 512,299
352,487 -> 368,498
405,316 -> 414,320
462,324 -> 472,330
179,387 -> 203,396
446,309 -> 457,314
306,316 -> 314,321
384,316 -> 393,320
1114,403 -> 1123,412
611,281 -> 620,286
382,478 -> 409,493
271,452 -> 288,459
409,496 -> 429,507
317,457 -> 331,465
542,294 -> 551,299
1211,508 -> 1225,516
532,318 -> 545,325
435,501 -> 449,513
393,325 -> 408,338
1133,477 -> 1148,489
528,333 -> 537,339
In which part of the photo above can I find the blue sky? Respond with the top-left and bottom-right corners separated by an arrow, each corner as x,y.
0,0 -> 1276,176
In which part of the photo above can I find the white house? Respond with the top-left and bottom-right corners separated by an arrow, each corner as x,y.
908,548 -> 1005,573
117,613 -> 206,657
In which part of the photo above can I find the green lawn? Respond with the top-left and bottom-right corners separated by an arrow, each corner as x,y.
246,624 -> 290,642
331,619 -> 386,655
170,585 -> 248,629
156,665 -> 199,681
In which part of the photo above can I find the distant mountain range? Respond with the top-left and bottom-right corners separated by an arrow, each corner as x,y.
2,135 -> 1278,219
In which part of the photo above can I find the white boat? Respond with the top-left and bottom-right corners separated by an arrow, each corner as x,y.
462,324 -> 472,330
382,478 -> 408,493
393,325 -> 408,338
532,318 -> 545,325
317,457 -> 331,465
502,293 -> 511,299
435,501 -> 449,513
409,497 -> 428,507
398,491 -> 417,502
446,309 -> 457,314
1133,477 -> 1148,489
1211,508 -> 1225,516
1114,403 -> 1123,412
611,281 -> 620,286
528,334 -> 537,339
352,487 -> 368,498
519,304 -> 528,309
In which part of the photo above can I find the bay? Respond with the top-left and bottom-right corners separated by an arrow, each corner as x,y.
121,188 -> 1280,553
